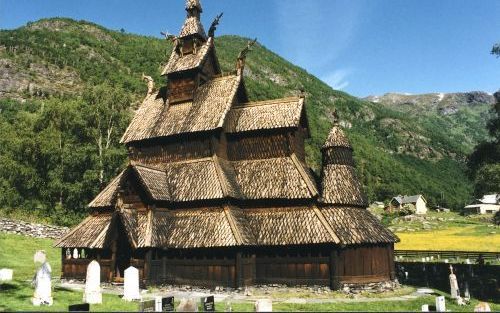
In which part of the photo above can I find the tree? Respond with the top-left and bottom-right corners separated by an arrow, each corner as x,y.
81,84 -> 131,187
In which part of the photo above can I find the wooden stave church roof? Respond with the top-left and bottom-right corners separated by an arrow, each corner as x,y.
58,0 -> 397,250
56,204 -> 398,249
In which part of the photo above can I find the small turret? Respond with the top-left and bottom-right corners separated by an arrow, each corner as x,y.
319,118 -> 367,207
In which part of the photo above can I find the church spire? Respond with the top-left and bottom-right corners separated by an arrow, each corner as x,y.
179,0 -> 207,39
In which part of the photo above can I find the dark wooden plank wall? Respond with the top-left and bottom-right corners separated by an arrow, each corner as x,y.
148,249 -> 237,287
129,138 -> 212,165
61,251 -> 112,282
227,132 -> 291,160
168,77 -> 195,103
289,127 -> 306,161
255,251 -> 330,286
336,245 -> 392,284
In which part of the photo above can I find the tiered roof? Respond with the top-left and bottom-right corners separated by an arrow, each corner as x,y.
58,0 -> 397,250
320,125 -> 368,206
56,205 -> 397,249
121,75 -> 241,143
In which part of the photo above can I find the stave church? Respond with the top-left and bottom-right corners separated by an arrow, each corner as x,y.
56,0 -> 398,288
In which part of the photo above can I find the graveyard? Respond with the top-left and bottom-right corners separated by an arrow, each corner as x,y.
0,0 -> 499,312
1,232 -> 499,311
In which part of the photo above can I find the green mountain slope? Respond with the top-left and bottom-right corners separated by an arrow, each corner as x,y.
0,18 -> 491,222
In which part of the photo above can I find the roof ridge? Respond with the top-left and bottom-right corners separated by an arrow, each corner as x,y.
90,221 -> 111,248
223,206 -> 244,245
312,205 -> 341,244
236,96 -> 301,108
133,163 -> 165,172
167,157 -> 213,165
216,74 -> 241,128
290,153 -> 318,197
212,155 -> 230,197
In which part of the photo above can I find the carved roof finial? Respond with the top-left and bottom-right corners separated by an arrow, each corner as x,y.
142,73 -> 155,96
236,38 -> 257,75
208,12 -> 223,38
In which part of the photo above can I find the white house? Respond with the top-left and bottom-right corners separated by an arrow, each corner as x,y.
464,194 -> 500,214
390,195 -> 428,215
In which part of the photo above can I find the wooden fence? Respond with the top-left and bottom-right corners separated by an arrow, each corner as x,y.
395,250 -> 500,262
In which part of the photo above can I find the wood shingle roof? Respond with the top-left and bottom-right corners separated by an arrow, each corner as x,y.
55,214 -> 113,248
320,164 -> 367,206
121,75 -> 240,143
161,37 -> 213,76
224,97 -> 304,133
232,155 -> 318,200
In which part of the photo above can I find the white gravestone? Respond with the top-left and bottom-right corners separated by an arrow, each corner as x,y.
435,296 -> 446,312
0,268 -> 13,282
255,299 -> 272,312
32,250 -> 53,306
449,265 -> 459,299
73,248 -> 79,259
123,266 -> 141,301
474,302 -> 491,312
83,260 -> 102,304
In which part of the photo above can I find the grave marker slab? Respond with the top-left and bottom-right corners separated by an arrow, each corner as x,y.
83,260 -> 102,304
202,295 -> 215,312
0,268 -> 13,282
68,303 -> 90,312
162,296 -> 175,312
140,299 -> 156,312
123,266 -> 141,301
255,299 -> 272,312
435,296 -> 446,312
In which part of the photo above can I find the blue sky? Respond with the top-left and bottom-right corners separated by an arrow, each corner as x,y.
1,0 -> 499,97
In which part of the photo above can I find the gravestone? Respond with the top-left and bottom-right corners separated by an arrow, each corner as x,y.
140,299 -> 156,312
0,268 -> 13,282
123,266 -> 141,301
474,302 -> 491,312
161,296 -> 175,312
68,303 -> 90,312
202,295 -> 215,312
449,265 -> 459,299
435,296 -> 446,312
255,299 -> 272,312
177,298 -> 198,312
83,260 -> 102,304
73,248 -> 79,259
32,250 -> 53,306
421,304 -> 429,312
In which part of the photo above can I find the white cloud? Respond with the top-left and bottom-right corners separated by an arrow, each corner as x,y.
322,69 -> 351,90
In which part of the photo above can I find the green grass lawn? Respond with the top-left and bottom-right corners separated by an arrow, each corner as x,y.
1,232 -> 498,312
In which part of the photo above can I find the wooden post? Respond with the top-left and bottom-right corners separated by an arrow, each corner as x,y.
110,241 -> 117,282
162,253 -> 167,283
235,251 -> 242,288
330,249 -> 340,290
388,244 -> 396,280
144,249 -> 152,285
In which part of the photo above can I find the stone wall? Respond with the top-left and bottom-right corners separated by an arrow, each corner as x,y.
0,217 -> 69,239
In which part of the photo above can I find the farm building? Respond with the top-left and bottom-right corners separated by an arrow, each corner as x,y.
464,194 -> 500,214
389,195 -> 428,215
56,0 -> 398,288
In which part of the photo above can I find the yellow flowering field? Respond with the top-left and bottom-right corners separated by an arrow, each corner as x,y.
395,225 -> 500,252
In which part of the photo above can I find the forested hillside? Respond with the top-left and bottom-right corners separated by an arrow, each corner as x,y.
0,18 -> 492,224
